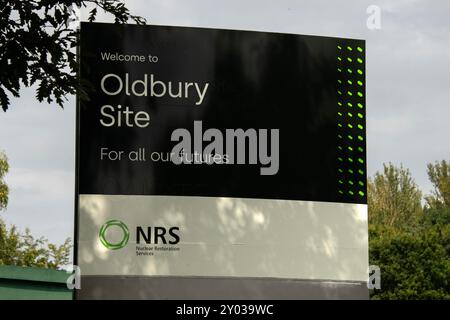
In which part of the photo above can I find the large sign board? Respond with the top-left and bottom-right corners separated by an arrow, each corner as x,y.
76,22 -> 368,299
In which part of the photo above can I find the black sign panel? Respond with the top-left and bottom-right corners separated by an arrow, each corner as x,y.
78,22 -> 366,204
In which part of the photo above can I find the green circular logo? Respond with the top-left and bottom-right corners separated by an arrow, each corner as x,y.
99,220 -> 129,250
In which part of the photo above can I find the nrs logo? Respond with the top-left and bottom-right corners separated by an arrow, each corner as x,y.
99,219 -> 130,250
99,220 -> 181,250
136,226 -> 180,245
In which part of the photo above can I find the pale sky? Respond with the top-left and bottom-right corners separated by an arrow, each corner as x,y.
1,0 -> 449,245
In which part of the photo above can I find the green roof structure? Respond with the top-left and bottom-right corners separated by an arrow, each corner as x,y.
0,265 -> 72,300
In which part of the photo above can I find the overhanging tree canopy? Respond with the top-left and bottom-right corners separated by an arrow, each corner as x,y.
0,0 -> 146,111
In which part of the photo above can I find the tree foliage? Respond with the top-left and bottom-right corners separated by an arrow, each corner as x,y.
0,151 -> 70,269
370,223 -> 450,299
368,163 -> 422,229
0,0 -> 146,111
0,218 -> 71,269
369,162 -> 450,300
426,160 -> 450,210
0,151 -> 8,211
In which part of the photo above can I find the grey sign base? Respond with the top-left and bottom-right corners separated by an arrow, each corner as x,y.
76,276 -> 368,300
